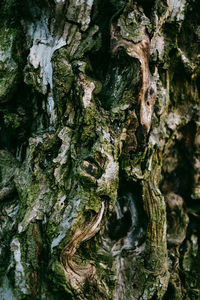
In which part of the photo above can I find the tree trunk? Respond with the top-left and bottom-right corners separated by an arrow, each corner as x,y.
0,0 -> 200,299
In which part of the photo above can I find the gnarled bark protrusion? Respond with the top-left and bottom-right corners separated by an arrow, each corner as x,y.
60,202 -> 105,296
111,6 -> 157,133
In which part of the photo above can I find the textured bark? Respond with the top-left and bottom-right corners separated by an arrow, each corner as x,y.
0,0 -> 200,299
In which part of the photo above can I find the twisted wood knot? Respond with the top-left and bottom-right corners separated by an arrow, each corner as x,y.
60,202 -> 105,294
111,24 -> 157,133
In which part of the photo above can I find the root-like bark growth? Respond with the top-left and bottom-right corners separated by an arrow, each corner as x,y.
60,202 -> 105,295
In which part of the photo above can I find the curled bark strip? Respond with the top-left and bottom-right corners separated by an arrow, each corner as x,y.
111,26 -> 157,133
60,202 -> 105,293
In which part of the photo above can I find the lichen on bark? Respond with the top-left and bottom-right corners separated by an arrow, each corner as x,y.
0,0 -> 200,299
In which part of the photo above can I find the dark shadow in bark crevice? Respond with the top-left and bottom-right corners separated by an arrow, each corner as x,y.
107,180 -> 146,249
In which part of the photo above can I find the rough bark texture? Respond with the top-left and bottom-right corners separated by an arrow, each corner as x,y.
0,0 -> 200,299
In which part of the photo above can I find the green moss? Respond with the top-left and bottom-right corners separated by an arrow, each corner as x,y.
73,25 -> 101,59
24,64 -> 44,95
0,26 -> 20,102
0,150 -> 19,187
25,224 -> 41,270
50,261 -> 75,297
116,4 -> 150,44
52,48 -> 74,106
4,113 -> 22,129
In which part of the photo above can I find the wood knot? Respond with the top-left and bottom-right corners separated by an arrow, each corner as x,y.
110,22 -> 157,134
60,203 -> 105,294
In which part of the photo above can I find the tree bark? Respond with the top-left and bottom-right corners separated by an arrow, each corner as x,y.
0,0 -> 200,299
